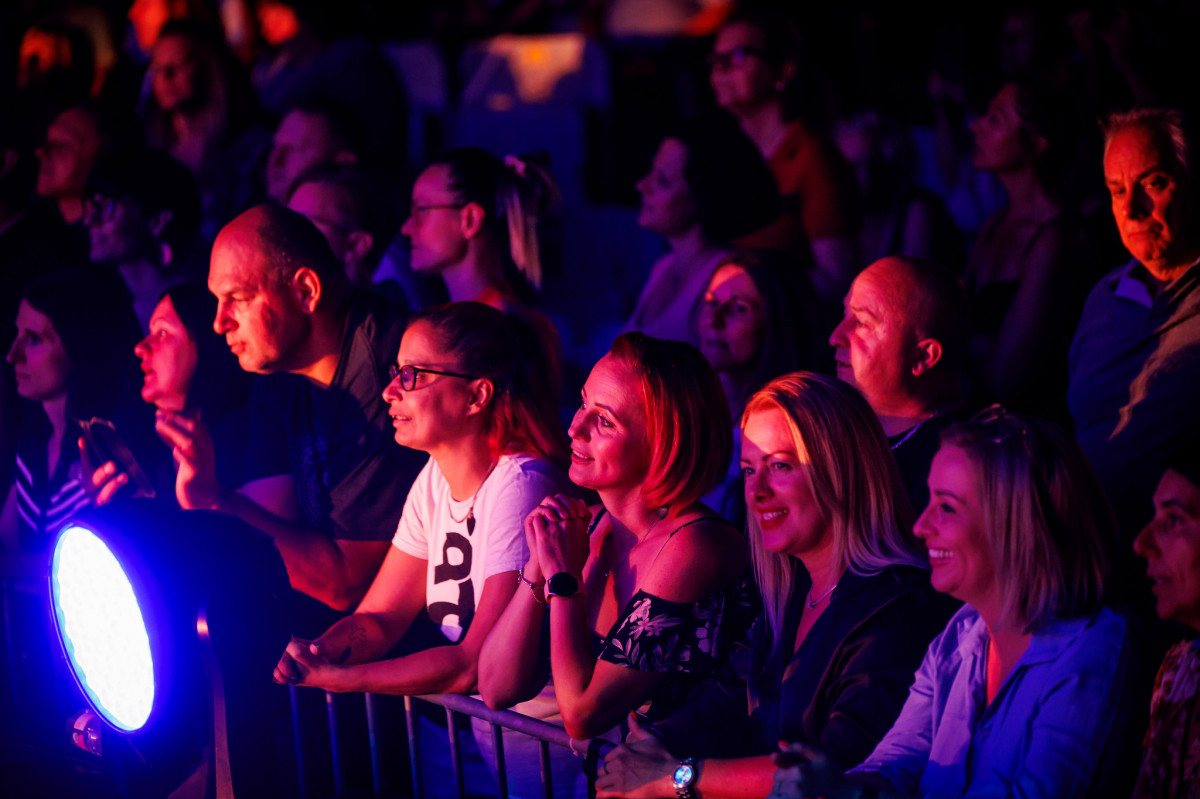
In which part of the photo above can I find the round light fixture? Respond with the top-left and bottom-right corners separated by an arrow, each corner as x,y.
51,524 -> 155,732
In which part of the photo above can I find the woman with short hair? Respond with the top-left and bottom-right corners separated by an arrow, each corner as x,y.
480,333 -> 752,741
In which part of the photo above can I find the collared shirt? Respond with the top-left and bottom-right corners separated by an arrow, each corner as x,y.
851,605 -> 1130,799
1068,257 -> 1200,531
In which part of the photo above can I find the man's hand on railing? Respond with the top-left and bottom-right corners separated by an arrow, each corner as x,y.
594,711 -> 674,799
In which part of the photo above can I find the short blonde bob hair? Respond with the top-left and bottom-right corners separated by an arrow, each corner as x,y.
609,332 -> 732,510
941,407 -> 1111,631
742,372 -> 926,651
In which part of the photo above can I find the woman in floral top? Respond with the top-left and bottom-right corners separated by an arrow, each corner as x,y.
1134,451 -> 1200,799
595,373 -> 951,799
479,333 -> 753,742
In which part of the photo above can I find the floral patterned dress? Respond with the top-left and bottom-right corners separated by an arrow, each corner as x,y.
1135,639 -> 1200,799
592,511 -> 758,720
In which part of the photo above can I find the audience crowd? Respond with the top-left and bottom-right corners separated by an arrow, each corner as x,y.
4,1 -> 1200,797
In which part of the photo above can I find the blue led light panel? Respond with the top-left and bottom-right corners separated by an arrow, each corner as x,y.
51,525 -> 155,732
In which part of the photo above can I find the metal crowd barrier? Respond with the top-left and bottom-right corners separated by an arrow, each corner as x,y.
294,687 -> 617,799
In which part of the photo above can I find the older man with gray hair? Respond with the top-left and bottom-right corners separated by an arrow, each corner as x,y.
1069,107 -> 1200,540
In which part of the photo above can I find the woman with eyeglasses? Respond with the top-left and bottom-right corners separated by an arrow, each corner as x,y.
708,10 -> 860,305
273,301 -> 571,794
401,146 -> 564,393
768,409 -> 1137,799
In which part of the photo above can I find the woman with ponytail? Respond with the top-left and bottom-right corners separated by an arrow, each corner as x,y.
401,146 -> 564,392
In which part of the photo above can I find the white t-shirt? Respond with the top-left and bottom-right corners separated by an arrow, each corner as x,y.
391,452 -> 568,644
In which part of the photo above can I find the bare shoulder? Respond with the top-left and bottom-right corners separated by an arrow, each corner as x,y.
642,510 -> 748,603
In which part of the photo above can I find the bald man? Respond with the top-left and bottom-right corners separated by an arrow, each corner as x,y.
829,256 -> 970,513
161,204 -> 424,625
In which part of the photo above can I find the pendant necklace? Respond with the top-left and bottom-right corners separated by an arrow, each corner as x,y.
448,459 -> 499,535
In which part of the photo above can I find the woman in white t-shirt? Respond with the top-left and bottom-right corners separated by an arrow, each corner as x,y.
272,300 -> 569,699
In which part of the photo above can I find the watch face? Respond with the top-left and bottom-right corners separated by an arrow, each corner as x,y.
547,572 -> 579,597
673,764 -> 694,788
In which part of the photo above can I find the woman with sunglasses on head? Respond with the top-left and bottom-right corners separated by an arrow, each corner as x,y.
479,334 -> 753,752
273,302 -> 569,719
708,10 -> 860,305
769,409 -> 1137,799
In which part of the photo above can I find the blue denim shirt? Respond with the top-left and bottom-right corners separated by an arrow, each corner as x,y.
850,605 -> 1130,798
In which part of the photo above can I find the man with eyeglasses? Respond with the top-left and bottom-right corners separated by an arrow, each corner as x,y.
166,203 -> 424,630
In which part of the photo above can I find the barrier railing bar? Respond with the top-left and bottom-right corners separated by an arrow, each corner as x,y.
365,692 -> 385,794
491,722 -> 509,799
326,690 -> 345,794
413,693 -> 617,760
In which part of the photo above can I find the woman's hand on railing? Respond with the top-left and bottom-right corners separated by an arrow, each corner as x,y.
273,636 -> 340,689
594,711 -> 674,799
528,493 -> 592,579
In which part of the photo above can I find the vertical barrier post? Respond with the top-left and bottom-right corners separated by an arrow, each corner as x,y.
405,696 -> 423,799
491,722 -> 509,799
446,707 -> 465,799
287,685 -> 309,799
365,692 -> 385,794
325,691 -> 344,794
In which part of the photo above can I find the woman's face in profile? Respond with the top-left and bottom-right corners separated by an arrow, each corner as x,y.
635,138 -> 698,238
914,445 -> 999,612
135,295 -> 198,412
970,83 -> 1034,174
741,406 -> 829,559
567,354 -> 651,495
7,300 -> 71,405
700,264 -> 767,374
382,321 -> 479,455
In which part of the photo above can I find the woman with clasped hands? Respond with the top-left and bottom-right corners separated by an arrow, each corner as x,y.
478,333 -> 753,746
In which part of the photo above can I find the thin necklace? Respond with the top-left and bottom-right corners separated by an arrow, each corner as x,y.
603,509 -> 668,579
807,582 -> 838,609
448,458 -> 499,535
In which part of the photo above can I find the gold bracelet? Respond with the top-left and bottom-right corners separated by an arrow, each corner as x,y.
518,567 -> 547,604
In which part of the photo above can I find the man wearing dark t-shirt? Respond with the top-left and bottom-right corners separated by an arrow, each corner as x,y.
158,204 -> 424,620
829,256 -> 969,514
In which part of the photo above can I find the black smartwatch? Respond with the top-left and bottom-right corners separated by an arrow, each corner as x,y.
545,571 -> 580,599
672,758 -> 696,799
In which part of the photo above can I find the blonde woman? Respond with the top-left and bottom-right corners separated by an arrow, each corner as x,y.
596,372 -> 954,799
